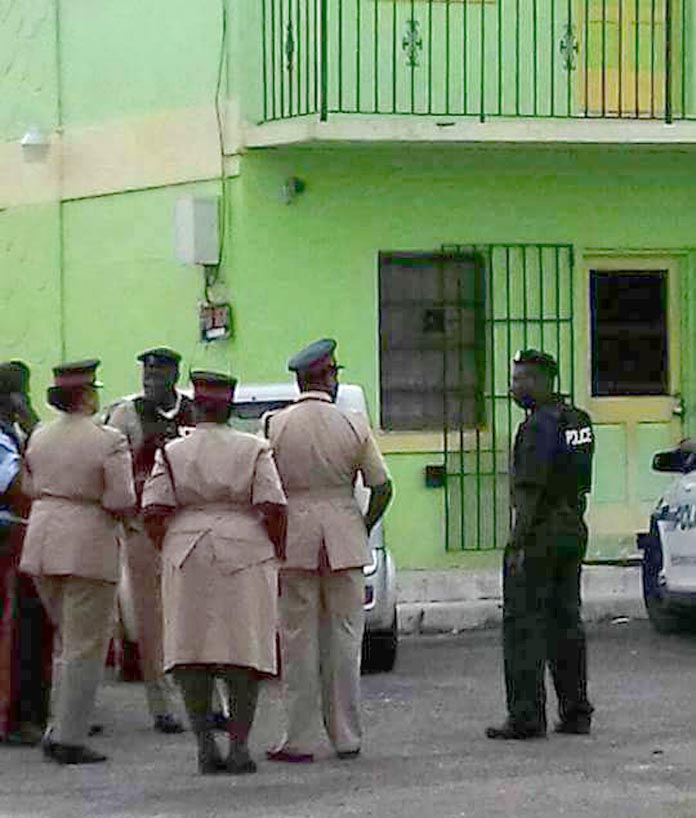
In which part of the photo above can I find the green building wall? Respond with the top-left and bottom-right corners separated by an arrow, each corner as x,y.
3,2 -> 696,570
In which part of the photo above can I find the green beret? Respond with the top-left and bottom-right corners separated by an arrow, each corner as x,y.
137,347 -> 181,367
51,359 -> 102,388
190,370 -> 237,403
288,338 -> 339,373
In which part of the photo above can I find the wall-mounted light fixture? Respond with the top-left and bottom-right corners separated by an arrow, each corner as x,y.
20,127 -> 50,162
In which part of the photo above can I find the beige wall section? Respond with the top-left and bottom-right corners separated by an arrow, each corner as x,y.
0,101 -> 242,208
0,137 -> 63,208
6,106 -> 696,208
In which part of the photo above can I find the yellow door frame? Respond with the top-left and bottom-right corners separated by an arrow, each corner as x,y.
577,252 -> 683,540
578,253 -> 681,417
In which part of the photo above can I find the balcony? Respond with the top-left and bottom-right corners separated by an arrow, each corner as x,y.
251,0 -> 696,146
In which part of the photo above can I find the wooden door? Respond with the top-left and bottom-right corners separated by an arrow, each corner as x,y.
580,256 -> 683,556
578,0 -> 668,116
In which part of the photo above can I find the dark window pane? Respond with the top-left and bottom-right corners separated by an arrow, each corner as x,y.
590,270 -> 668,397
379,252 -> 485,431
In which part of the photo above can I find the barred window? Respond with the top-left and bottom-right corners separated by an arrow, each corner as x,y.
378,252 -> 485,431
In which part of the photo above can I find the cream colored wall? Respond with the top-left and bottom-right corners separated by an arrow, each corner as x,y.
0,102 -> 242,209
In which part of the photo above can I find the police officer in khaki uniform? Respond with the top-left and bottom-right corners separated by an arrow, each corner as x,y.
486,350 -> 594,740
106,347 -> 193,733
20,360 -> 136,764
266,339 -> 393,763
142,371 -> 287,774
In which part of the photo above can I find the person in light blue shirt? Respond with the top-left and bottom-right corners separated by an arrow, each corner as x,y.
0,362 -> 33,539
0,425 -> 21,528
0,360 -> 48,745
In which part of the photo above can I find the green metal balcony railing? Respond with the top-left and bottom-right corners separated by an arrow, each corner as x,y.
261,0 -> 693,124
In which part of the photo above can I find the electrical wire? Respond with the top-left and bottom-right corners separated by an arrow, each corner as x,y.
211,0 -> 229,304
185,0 -> 232,372
55,0 -> 67,361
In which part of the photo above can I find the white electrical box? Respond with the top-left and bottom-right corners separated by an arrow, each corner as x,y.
173,196 -> 220,266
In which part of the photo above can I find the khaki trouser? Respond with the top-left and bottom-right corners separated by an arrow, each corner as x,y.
34,575 -> 116,746
279,568 -> 364,755
121,528 -> 163,681
120,528 -> 174,717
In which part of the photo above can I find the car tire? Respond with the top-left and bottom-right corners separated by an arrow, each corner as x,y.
361,612 -> 398,674
644,590 -> 684,634
642,530 -> 683,634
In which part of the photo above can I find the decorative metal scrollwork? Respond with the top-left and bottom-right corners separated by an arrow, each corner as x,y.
560,23 -> 579,72
402,19 -> 423,68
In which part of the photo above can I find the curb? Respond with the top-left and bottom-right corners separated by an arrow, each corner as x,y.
397,564 -> 646,635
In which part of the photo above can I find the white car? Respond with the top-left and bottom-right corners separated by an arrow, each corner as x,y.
106,383 -> 398,673
637,447 -> 696,632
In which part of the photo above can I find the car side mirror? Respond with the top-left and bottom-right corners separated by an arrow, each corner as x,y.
652,449 -> 694,473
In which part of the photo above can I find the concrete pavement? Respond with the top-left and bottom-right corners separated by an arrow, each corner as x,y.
3,621 -> 696,818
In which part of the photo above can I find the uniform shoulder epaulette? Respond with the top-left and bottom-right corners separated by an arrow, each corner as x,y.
261,410 -> 275,439
262,404 -> 296,437
99,422 -> 126,443
572,405 -> 593,425
102,396 -> 132,424
164,434 -> 189,454
544,401 -> 564,419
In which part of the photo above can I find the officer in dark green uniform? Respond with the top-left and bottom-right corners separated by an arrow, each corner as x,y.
487,349 -> 595,740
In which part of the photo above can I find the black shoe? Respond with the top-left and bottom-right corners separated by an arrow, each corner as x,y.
554,718 -> 591,735
154,713 -> 185,734
196,731 -> 227,775
207,712 -> 229,731
49,743 -> 108,765
227,751 -> 257,775
336,749 -> 361,760
199,755 -> 229,775
486,721 -> 546,740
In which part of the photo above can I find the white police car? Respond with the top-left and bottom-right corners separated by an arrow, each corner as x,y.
638,447 -> 696,632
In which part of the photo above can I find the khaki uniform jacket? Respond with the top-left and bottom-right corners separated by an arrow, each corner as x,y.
20,415 -> 136,583
142,424 -> 287,671
143,424 -> 286,571
267,391 -> 389,571
105,400 -> 147,462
